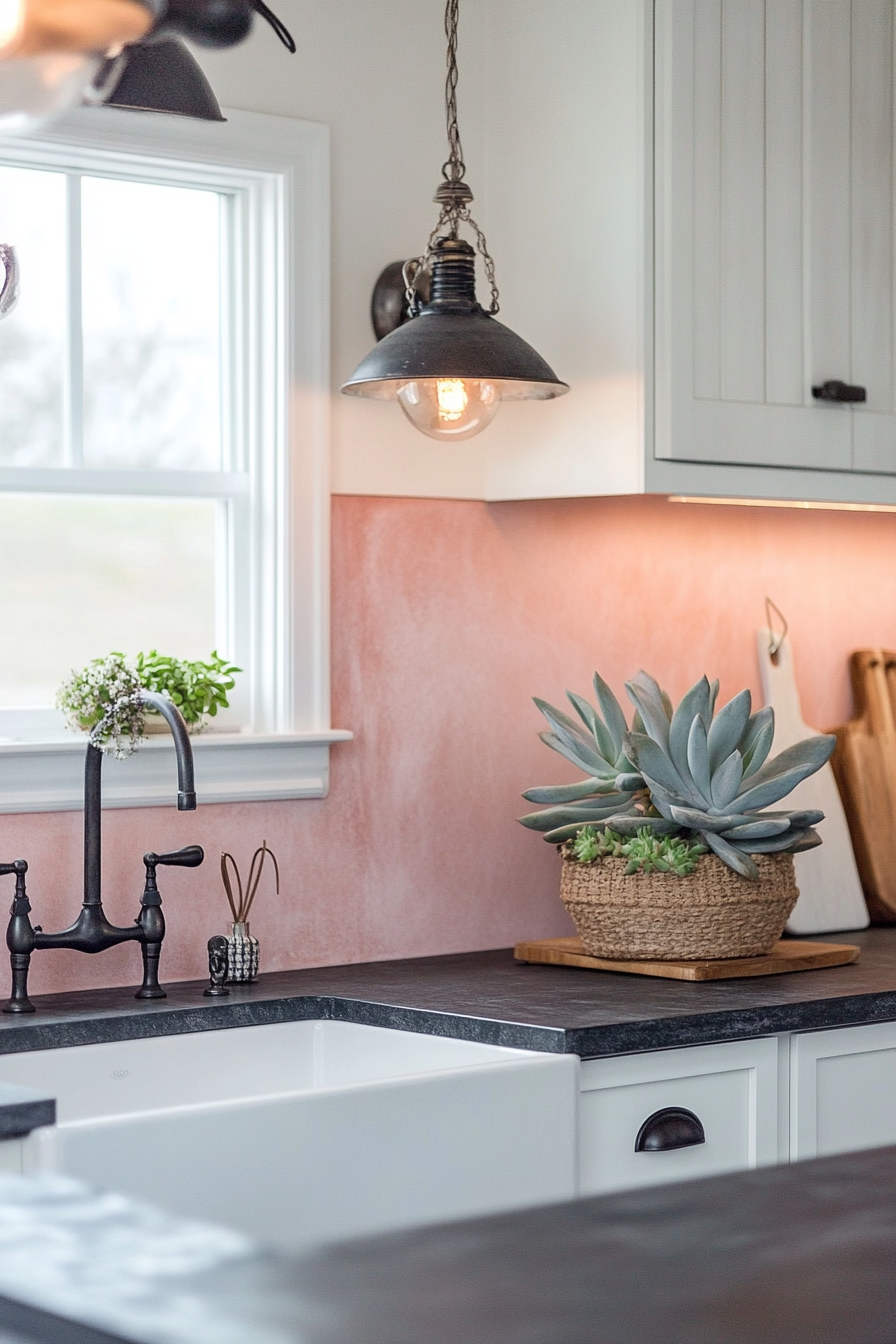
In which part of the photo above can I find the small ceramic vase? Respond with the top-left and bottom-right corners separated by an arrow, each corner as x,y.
226,920 -> 259,983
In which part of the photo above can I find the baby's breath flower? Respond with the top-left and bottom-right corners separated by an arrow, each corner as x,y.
56,654 -> 145,758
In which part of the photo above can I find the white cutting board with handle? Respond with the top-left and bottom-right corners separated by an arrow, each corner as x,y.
756,630 -> 868,933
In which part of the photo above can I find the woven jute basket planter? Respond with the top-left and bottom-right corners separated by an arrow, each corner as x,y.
559,851 -> 800,961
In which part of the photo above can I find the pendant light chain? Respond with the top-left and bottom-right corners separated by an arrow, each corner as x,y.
404,0 -> 500,316
442,0 -> 465,186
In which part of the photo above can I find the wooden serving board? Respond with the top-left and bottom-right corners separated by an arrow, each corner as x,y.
831,650 -> 896,923
513,937 -> 860,982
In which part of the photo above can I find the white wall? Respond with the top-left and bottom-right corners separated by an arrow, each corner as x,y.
478,0 -> 645,501
200,0 -> 491,498
200,1 -> 645,502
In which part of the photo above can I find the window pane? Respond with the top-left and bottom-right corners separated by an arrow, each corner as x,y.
0,496 -> 218,707
0,166 -> 66,467
81,177 -> 222,471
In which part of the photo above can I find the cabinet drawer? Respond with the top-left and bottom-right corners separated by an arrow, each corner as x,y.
791,1021 -> 896,1161
578,1038 -> 778,1197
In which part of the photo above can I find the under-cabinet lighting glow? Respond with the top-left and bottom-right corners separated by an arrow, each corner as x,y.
667,495 -> 896,514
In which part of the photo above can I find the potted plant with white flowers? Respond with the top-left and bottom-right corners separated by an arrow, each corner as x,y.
518,670 -> 835,961
57,650 -> 240,758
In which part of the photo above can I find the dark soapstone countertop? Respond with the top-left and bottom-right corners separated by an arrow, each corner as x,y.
0,1295 -> 131,1344
0,927 -> 895,1059
199,1144 -> 896,1344
5,1149 -> 896,1344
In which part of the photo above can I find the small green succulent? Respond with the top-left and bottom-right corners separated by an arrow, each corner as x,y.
520,670 -> 836,881
568,825 -> 708,876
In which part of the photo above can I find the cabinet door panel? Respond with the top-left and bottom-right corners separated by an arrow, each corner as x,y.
853,414 -> 896,474
851,0 -> 894,419
688,400 -> 850,470
657,0 -> 896,474
719,0 -> 766,404
791,1022 -> 896,1160
579,1037 -> 778,1197
806,0 -> 852,395
850,2 -> 896,472
765,0 -> 805,408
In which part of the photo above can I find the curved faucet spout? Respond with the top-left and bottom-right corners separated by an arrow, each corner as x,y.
140,691 -> 196,810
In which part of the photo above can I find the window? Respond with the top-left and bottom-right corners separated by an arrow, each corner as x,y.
0,106 -> 346,811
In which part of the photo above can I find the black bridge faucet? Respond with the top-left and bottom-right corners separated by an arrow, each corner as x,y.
1,691 -> 204,1014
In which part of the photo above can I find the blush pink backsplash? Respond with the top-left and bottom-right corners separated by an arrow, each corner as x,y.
5,493 -> 896,996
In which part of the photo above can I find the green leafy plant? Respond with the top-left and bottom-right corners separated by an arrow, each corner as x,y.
135,650 -> 240,727
568,825 -> 708,876
520,670 -> 835,880
57,649 -> 242,759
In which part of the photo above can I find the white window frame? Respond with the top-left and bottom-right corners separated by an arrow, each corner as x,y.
0,105 -> 349,812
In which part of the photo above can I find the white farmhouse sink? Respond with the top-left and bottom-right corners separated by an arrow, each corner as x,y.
0,1020 -> 578,1250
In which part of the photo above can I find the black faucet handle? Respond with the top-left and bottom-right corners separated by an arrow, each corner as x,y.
144,846 -> 205,870
0,860 -> 30,920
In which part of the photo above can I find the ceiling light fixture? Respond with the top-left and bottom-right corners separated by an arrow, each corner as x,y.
0,0 -> 294,131
341,0 -> 568,442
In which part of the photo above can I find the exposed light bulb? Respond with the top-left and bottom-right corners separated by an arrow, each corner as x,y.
435,378 -> 467,421
396,377 -> 501,441
0,0 -> 22,49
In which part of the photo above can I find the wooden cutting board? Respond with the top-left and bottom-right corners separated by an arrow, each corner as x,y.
756,630 -> 868,934
514,936 -> 859,981
831,649 -> 896,922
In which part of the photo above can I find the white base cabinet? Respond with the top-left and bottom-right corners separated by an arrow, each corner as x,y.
790,1021 -> 896,1161
580,1022 -> 896,1199
578,1038 -> 779,1196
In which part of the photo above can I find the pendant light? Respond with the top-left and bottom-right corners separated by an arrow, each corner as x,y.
102,0 -> 294,120
341,0 -> 568,442
103,0 -> 294,120
0,0 -> 294,130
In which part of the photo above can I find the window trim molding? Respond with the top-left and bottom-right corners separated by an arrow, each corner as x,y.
0,731 -> 353,814
0,105 -> 351,812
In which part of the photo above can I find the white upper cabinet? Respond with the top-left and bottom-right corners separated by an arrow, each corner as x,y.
335,1 -> 896,502
658,0 -> 896,477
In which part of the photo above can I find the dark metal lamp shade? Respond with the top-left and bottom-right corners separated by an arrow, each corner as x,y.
342,238 -> 568,403
104,38 -> 225,120
341,309 -> 567,401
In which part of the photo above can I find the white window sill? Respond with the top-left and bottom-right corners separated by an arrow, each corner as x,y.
0,732 -> 353,814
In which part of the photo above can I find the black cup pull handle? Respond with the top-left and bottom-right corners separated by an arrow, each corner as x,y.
812,380 -> 867,404
635,1107 -> 706,1153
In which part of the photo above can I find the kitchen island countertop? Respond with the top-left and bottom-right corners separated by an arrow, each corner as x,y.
3,1147 -> 896,1344
207,1143 -> 896,1344
0,926 -> 894,1059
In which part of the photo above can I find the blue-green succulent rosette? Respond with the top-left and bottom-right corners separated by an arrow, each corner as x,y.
518,671 -> 835,880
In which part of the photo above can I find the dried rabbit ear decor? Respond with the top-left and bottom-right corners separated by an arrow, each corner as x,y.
219,840 -> 279,984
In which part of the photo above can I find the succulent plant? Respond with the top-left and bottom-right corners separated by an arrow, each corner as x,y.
618,671 -> 834,878
517,674 -> 650,841
570,825 -> 707,876
520,670 -> 836,880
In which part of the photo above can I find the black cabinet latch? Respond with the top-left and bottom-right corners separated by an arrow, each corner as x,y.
812,380 -> 867,403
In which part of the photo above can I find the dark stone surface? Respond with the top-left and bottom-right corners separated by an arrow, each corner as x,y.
0,927 -> 894,1059
0,1083 -> 54,1138
0,1295 -> 128,1344
194,1145 -> 896,1344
